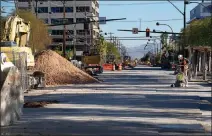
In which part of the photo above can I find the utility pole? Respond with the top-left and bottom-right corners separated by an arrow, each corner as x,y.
73,0 -> 76,60
62,0 -> 66,58
139,18 -> 142,31
183,0 -> 186,57
84,11 -> 88,52
90,16 -> 93,53
108,32 -> 114,43
35,0 -> 38,18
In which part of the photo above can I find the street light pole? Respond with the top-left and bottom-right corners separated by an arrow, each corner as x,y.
183,0 -> 186,57
62,0 -> 66,58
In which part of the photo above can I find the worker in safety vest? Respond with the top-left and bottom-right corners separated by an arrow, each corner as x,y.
178,55 -> 187,73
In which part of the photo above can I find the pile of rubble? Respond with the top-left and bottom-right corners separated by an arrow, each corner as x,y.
24,100 -> 59,108
34,50 -> 99,86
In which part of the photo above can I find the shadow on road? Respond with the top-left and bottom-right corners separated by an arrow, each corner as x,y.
3,66 -> 210,136
2,118 -> 209,136
126,67 -> 163,71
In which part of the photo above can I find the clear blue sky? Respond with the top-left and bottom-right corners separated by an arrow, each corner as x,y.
2,0 -> 203,58
99,1 -> 202,58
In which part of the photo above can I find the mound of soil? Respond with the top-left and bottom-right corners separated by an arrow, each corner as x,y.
24,100 -> 59,108
34,50 -> 99,86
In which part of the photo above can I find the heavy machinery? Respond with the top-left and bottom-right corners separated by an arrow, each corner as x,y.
122,56 -> 135,69
81,51 -> 103,75
0,15 -> 45,90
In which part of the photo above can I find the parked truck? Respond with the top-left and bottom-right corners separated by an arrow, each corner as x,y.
81,51 -> 103,75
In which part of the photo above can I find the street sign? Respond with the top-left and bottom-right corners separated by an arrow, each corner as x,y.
132,28 -> 138,34
99,17 -> 106,24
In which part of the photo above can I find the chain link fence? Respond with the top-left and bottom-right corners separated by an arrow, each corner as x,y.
3,51 -> 28,91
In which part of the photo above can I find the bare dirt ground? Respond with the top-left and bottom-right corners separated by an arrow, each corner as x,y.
1,65 -> 211,136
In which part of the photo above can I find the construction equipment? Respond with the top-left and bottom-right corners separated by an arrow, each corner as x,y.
0,15 -> 45,90
81,51 -> 103,75
122,56 -> 135,69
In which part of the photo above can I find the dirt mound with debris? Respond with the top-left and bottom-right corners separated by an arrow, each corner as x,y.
34,50 -> 99,86
24,100 -> 59,108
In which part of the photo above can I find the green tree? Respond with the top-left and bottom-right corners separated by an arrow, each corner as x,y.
179,17 -> 212,47
105,41 -> 121,61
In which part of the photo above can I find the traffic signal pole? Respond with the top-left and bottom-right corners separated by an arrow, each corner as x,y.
118,29 -> 182,35
183,0 -> 186,66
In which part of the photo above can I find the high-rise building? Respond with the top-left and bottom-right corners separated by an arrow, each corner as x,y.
187,2 -> 211,24
16,0 -> 100,59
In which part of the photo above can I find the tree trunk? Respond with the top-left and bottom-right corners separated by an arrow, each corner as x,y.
198,51 -> 201,72
209,51 -> 211,73
188,46 -> 192,80
203,50 -> 207,80
194,51 -> 198,78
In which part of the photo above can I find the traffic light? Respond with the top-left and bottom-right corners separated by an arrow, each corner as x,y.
146,28 -> 150,37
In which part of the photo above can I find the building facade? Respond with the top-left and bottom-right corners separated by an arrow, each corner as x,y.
16,0 -> 100,58
187,2 -> 212,24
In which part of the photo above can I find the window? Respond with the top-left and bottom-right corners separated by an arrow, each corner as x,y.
51,30 -> 74,35
65,7 -> 73,12
76,6 -> 90,12
51,18 -> 73,24
51,19 -> 63,24
35,7 -> 48,13
76,18 -> 86,23
93,30 -> 96,36
76,30 -> 90,35
66,38 -> 73,42
52,38 -> 63,42
51,30 -> 64,35
51,7 -> 63,13
66,30 -> 74,35
92,7 -> 96,15
203,5 -> 212,13
67,18 -> 74,23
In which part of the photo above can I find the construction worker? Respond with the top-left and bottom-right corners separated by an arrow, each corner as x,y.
178,55 -> 187,73
171,55 -> 189,87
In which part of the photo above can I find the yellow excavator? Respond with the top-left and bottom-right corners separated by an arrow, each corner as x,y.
0,15 -> 45,90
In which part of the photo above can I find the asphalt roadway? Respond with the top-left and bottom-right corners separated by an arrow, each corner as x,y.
1,65 -> 212,136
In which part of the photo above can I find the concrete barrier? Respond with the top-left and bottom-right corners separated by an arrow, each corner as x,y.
1,66 -> 24,126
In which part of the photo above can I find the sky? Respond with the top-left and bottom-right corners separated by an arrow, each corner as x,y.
99,1 -> 203,58
1,0 -> 205,59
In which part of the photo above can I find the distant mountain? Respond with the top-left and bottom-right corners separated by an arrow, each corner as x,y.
126,45 -> 152,59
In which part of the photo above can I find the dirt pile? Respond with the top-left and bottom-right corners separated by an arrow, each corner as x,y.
34,50 -> 99,86
24,100 -> 59,108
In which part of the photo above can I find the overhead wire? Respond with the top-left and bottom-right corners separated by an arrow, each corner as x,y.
99,1 -> 181,6
110,18 -> 190,23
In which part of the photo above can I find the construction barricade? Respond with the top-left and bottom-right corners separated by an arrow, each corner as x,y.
103,64 -> 113,71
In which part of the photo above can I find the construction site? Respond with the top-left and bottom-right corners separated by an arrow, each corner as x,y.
1,0 -> 212,135
0,12 -> 138,127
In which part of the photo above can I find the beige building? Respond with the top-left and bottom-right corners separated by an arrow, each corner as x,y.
16,0 -> 100,59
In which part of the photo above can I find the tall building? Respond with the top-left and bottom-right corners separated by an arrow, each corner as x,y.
187,2 -> 212,24
16,0 -> 100,60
